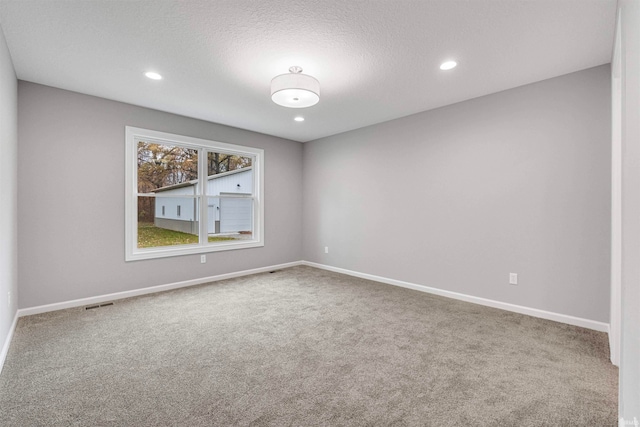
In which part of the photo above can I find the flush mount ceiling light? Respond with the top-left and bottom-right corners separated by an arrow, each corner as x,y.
145,71 -> 162,80
271,66 -> 320,108
294,116 -> 305,122
439,61 -> 457,71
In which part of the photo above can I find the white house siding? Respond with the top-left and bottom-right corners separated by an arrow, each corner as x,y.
154,167 -> 253,234
207,169 -> 253,195
156,185 -> 196,221
153,183 -> 197,234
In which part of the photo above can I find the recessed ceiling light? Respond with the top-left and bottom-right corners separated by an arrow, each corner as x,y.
439,61 -> 457,71
294,116 -> 305,122
145,71 -> 162,80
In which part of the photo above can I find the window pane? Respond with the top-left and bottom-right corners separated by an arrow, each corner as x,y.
138,196 -> 199,248
205,151 -> 254,244
138,141 -> 198,193
207,196 -> 253,244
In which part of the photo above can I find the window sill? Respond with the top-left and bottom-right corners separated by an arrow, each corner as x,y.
125,239 -> 265,262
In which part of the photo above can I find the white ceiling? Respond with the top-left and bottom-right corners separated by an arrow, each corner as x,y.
0,0 -> 616,142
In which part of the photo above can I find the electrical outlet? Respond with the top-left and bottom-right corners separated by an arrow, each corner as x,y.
509,273 -> 518,285
324,246 -> 329,254
7,291 -> 11,307
200,255 -> 206,264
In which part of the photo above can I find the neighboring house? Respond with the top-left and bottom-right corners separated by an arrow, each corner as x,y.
154,167 -> 253,235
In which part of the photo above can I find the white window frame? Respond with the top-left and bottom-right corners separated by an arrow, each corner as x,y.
125,126 -> 264,261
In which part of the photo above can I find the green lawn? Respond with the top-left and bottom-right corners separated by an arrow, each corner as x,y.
137,222 -> 237,248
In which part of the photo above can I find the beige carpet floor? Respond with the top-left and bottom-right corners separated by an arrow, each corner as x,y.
0,266 -> 618,426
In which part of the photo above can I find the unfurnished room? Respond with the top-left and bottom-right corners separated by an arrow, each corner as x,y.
0,1 -> 639,426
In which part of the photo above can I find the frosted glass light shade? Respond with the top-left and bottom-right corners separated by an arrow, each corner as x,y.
271,71 -> 320,108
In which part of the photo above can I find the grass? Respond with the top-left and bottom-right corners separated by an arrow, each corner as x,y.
137,222 -> 237,248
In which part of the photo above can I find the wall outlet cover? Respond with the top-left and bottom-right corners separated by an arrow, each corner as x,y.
509,273 -> 518,285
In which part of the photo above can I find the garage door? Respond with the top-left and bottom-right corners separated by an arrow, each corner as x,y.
219,197 -> 252,233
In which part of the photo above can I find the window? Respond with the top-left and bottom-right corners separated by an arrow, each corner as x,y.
125,127 -> 264,261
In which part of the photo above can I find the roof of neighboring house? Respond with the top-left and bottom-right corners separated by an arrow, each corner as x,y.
153,166 -> 252,193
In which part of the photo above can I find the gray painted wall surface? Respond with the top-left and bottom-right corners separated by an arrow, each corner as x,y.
18,82 -> 303,308
303,65 -> 611,323
0,25 -> 18,356
618,0 -> 640,420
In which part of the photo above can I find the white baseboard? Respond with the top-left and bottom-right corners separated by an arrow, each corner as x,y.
14,259 -> 609,333
302,261 -> 610,333
18,261 -> 303,317
0,311 -> 19,375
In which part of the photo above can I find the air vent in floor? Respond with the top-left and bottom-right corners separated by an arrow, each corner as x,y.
85,302 -> 114,310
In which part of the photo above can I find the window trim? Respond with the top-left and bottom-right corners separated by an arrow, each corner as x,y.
125,126 -> 264,261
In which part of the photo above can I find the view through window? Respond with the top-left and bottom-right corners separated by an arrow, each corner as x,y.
125,127 -> 263,261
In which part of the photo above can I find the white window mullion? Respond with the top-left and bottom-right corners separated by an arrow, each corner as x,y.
253,152 -> 264,243
198,148 -> 208,246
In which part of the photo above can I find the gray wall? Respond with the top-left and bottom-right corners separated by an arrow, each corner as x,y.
303,65 -> 611,323
0,25 -> 18,358
618,0 -> 640,420
18,82 -> 303,308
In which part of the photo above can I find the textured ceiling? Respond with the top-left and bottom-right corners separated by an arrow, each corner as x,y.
0,0 -> 616,142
